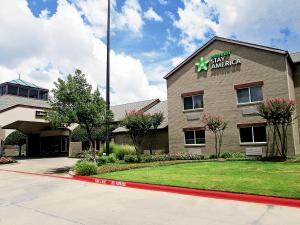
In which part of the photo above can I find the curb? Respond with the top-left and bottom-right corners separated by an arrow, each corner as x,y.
74,175 -> 300,208
1,168 -> 300,208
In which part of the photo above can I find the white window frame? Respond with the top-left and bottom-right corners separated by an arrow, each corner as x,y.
236,86 -> 263,105
239,126 -> 267,145
184,130 -> 205,146
183,95 -> 204,111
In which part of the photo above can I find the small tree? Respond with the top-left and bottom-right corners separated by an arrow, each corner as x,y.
201,113 -> 228,158
122,111 -> 163,159
46,69 -> 113,161
4,131 -> 27,156
258,98 -> 295,159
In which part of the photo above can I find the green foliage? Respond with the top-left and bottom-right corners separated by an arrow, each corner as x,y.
4,131 -> 26,146
96,161 -> 195,174
79,150 -> 95,161
126,153 -> 203,163
221,152 -> 247,159
71,126 -> 106,142
122,111 -> 164,156
97,156 -> 107,166
46,69 -> 113,160
73,160 -> 98,176
124,155 -> 139,163
201,113 -> 228,158
101,143 -> 135,160
106,153 -> 117,163
258,98 -> 296,159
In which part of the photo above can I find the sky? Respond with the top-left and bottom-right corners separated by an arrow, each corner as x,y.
1,0 -> 300,105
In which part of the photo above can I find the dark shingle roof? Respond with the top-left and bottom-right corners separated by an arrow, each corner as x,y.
291,52 -> 300,64
112,100 -> 168,133
111,99 -> 158,122
0,95 -> 50,112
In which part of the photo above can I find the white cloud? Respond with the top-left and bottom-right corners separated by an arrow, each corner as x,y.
174,0 -> 300,53
158,0 -> 168,5
171,57 -> 185,67
117,0 -> 144,34
144,7 -> 163,22
0,0 -> 166,104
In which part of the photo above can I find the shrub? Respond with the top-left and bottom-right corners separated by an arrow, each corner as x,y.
124,155 -> 139,163
101,143 -> 135,160
106,153 -> 117,163
97,156 -> 107,166
0,156 -> 17,164
140,154 -> 169,162
221,152 -> 232,159
221,152 -> 247,159
73,161 -> 98,176
79,150 -> 95,161
168,153 -> 203,160
209,154 -> 217,159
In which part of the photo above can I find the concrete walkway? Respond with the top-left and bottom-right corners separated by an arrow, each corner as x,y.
0,157 -> 78,175
0,170 -> 299,225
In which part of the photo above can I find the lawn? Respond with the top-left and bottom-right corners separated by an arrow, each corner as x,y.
94,160 -> 300,199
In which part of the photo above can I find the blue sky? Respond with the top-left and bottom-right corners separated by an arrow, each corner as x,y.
1,0 -> 300,104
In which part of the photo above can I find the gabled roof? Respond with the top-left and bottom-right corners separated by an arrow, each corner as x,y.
3,79 -> 47,90
164,36 -> 289,80
112,100 -> 168,133
0,95 -> 50,113
291,52 -> 300,64
111,99 -> 160,122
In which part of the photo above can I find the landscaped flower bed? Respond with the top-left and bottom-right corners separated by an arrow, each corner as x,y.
0,156 -> 17,164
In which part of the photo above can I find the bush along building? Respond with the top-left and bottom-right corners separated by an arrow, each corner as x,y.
164,36 -> 300,157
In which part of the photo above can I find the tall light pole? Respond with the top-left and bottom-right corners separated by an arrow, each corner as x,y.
105,0 -> 111,155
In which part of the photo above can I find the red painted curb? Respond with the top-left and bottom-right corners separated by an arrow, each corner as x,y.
73,175 -> 300,208
1,168 -> 300,208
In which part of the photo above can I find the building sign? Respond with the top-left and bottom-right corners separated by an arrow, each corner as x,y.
36,111 -> 47,118
195,50 -> 241,72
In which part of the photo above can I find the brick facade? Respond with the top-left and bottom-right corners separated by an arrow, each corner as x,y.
166,38 -> 300,156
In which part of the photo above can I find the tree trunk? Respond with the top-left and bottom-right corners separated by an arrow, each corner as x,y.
18,145 -> 22,157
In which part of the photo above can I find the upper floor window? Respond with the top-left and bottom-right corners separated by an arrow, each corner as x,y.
182,90 -> 204,110
184,128 -> 205,145
238,124 -> 267,144
7,85 -> 18,95
235,81 -> 263,104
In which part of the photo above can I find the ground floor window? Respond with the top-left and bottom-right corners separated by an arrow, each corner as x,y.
184,130 -> 205,145
239,126 -> 266,143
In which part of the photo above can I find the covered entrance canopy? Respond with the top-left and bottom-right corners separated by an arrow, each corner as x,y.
3,120 -> 70,157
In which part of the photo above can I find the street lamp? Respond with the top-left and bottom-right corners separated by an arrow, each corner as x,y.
105,0 -> 111,156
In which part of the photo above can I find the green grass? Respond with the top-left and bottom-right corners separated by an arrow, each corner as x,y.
94,160 -> 300,199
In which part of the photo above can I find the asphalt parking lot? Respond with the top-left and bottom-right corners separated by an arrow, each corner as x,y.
0,163 -> 300,225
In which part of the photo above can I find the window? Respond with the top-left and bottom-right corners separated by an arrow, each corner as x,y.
183,95 -> 203,110
7,85 -> 18,95
39,91 -> 48,100
184,130 -> 205,145
237,86 -> 263,104
239,126 -> 266,143
19,87 -> 29,97
29,89 -> 38,99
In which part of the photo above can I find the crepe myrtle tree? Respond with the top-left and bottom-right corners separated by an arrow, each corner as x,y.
122,110 -> 164,159
258,98 -> 296,159
201,113 -> 228,158
46,69 -> 113,161
4,131 -> 26,157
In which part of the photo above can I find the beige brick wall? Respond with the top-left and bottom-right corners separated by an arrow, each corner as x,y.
167,40 -> 296,156
293,63 -> 300,155
113,129 -> 169,153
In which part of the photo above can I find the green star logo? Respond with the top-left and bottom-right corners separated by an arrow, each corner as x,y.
195,57 -> 209,72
